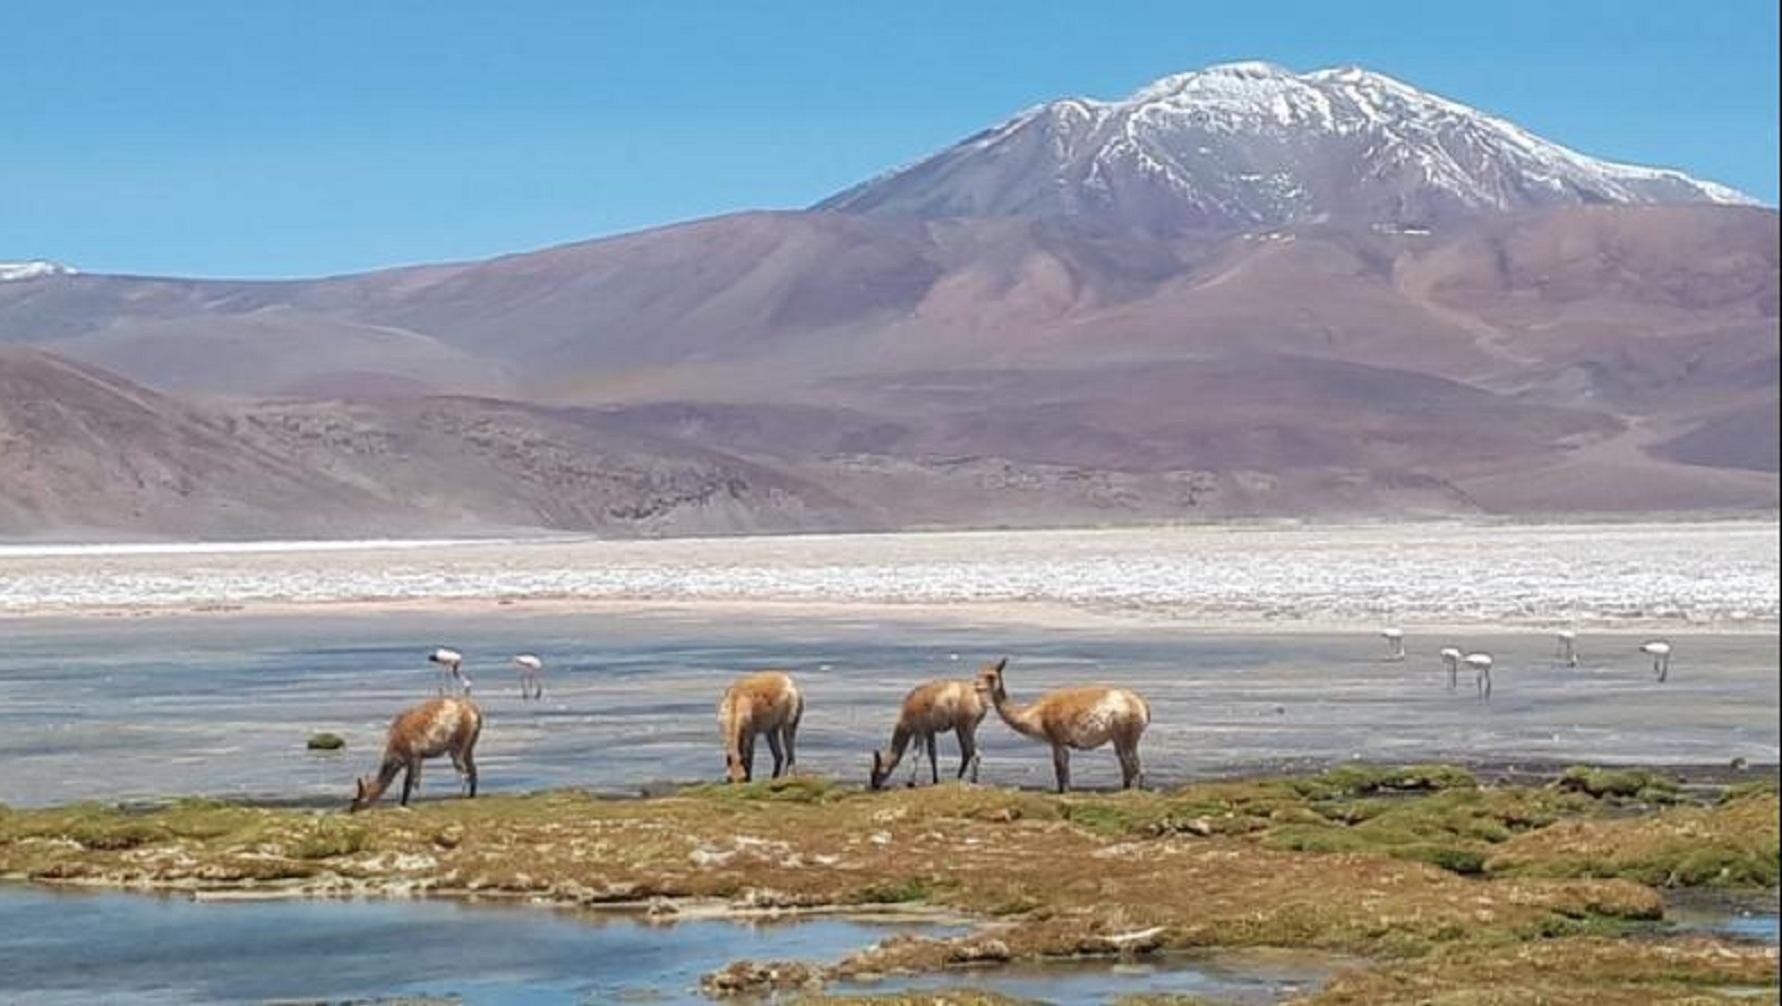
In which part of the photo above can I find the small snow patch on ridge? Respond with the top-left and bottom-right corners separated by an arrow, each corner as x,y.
0,260 -> 76,282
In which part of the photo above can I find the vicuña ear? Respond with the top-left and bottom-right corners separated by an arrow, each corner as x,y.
993,657 -> 1008,672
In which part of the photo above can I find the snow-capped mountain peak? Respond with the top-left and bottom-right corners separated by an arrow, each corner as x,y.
816,63 -> 1758,232
0,260 -> 76,282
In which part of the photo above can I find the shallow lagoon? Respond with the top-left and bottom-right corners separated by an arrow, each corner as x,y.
0,610 -> 1775,806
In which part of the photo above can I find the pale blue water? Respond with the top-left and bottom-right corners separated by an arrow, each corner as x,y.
0,886 -> 1347,1004
0,886 -> 948,1005
1720,913 -> 1781,943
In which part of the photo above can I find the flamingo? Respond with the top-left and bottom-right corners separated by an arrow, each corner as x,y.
429,647 -> 471,696
1381,627 -> 1406,662
1640,640 -> 1672,682
512,654 -> 544,700
1463,652 -> 1493,700
1439,647 -> 1463,690
1555,630 -> 1579,668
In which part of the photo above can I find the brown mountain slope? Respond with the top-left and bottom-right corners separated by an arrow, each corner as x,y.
0,350 -> 873,539
225,396 -> 868,536
2,207 -> 1768,397
0,205 -> 1773,535
0,349 -> 398,537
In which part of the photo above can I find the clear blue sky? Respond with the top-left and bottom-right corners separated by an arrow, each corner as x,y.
2,1 -> 1775,278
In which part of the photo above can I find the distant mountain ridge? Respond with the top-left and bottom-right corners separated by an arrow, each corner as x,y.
0,63 -> 1773,537
817,62 -> 1756,232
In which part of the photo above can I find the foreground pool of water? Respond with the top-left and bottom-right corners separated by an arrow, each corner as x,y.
1718,913 -> 1781,943
0,887 -> 949,1005
1664,894 -> 1781,946
0,886 -> 1353,1005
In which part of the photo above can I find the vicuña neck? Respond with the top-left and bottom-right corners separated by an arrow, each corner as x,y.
879,726 -> 912,768
363,753 -> 405,803
989,687 -> 1045,740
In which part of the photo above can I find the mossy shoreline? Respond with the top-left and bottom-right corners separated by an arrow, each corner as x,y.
2,764 -> 1775,1004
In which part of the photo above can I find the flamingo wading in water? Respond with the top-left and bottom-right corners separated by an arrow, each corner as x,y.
1381,628 -> 1406,662
429,648 -> 471,696
1464,652 -> 1493,700
1640,640 -> 1672,682
512,654 -> 544,700
1439,647 -> 1463,690
1556,631 -> 1579,668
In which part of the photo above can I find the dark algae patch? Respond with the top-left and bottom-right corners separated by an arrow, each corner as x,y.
0,765 -> 1774,1003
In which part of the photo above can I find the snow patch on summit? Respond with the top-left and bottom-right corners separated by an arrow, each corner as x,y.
815,63 -> 1760,231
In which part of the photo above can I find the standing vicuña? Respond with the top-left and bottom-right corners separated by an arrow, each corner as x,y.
974,658 -> 1150,793
870,679 -> 987,790
718,671 -> 803,783
350,696 -> 483,811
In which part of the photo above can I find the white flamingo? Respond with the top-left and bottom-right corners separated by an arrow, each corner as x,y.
1640,640 -> 1672,682
1463,652 -> 1493,700
512,654 -> 544,700
1439,647 -> 1463,690
429,647 -> 471,696
1555,630 -> 1579,668
1381,627 -> 1406,662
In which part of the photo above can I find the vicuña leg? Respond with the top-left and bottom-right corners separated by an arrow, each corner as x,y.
766,730 -> 786,779
956,725 -> 979,782
781,717 -> 799,775
1116,736 -> 1143,790
1051,744 -> 1071,794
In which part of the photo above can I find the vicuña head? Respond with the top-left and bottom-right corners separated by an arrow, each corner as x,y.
972,657 -> 1010,701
